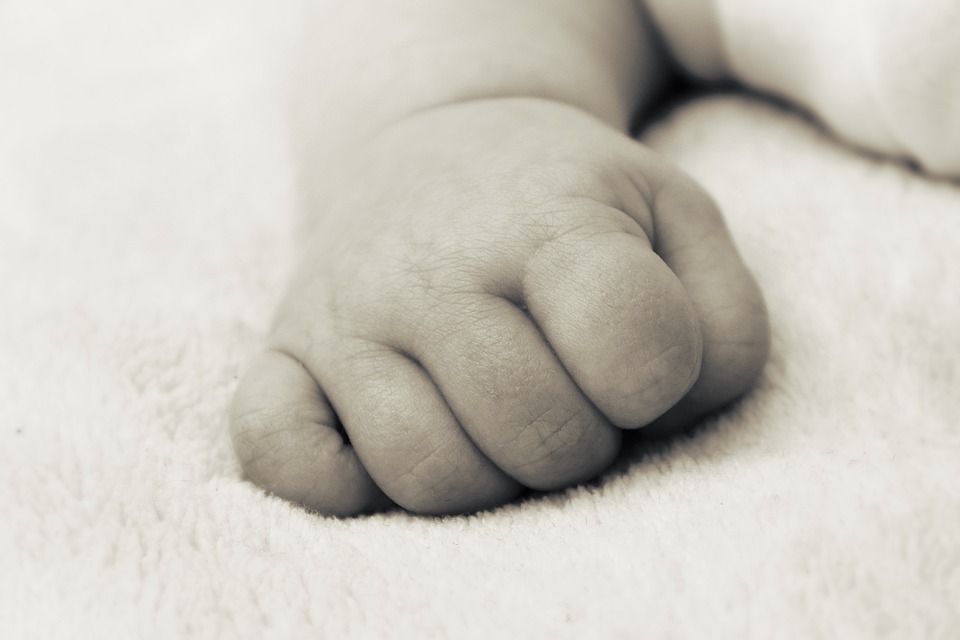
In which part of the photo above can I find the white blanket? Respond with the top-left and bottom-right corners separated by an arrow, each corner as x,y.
3,2 -> 959,637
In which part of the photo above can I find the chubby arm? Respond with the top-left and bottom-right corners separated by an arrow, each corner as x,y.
294,1 -> 672,176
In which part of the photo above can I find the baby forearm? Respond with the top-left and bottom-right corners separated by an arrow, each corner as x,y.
300,0 -> 670,152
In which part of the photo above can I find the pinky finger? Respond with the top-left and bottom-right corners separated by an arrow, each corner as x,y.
229,349 -> 392,516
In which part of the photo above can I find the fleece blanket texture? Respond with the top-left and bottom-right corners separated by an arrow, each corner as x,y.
2,2 -> 959,638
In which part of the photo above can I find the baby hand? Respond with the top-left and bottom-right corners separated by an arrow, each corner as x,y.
230,98 -> 769,515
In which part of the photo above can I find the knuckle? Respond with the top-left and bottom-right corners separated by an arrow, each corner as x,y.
612,340 -> 703,425
520,213 -> 628,296
229,405 -> 286,471
386,441 -> 464,514
528,408 -> 589,462
229,400 -> 331,498
511,404 -> 614,489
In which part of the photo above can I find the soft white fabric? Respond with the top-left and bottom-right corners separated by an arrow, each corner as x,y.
652,0 -> 960,175
2,2 -> 959,638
